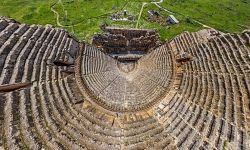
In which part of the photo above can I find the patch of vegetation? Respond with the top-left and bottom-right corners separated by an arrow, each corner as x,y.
161,0 -> 250,32
246,44 -> 250,49
223,140 -> 229,150
0,0 -> 56,25
0,0 -> 249,42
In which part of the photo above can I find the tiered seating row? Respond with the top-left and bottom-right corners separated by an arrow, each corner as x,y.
157,30 -> 250,149
66,71 -> 178,149
157,31 -> 250,148
79,43 -> 175,112
2,64 -> 177,149
1,17 -> 249,150
0,19 -> 79,85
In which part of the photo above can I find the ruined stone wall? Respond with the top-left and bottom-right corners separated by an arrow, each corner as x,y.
93,27 -> 161,54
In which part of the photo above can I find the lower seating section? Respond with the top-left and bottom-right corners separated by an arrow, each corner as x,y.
78,43 -> 175,112
1,65 -> 177,150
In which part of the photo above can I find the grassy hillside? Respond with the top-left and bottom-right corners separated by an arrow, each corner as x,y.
161,0 -> 250,33
0,0 -> 249,42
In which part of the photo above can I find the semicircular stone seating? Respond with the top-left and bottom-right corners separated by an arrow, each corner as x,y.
0,17 -> 250,150
76,43 -> 175,112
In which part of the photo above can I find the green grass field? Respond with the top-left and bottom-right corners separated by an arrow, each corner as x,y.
0,0 -> 249,42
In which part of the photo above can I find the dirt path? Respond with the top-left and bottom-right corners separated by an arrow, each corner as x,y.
50,0 -> 67,27
136,0 -> 172,28
152,0 -> 212,28
50,0 -> 128,28
51,0 -> 213,33
136,2 -> 148,28
152,0 -> 174,14
136,0 -> 212,29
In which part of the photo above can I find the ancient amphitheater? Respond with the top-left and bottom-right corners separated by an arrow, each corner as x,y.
0,17 -> 250,150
